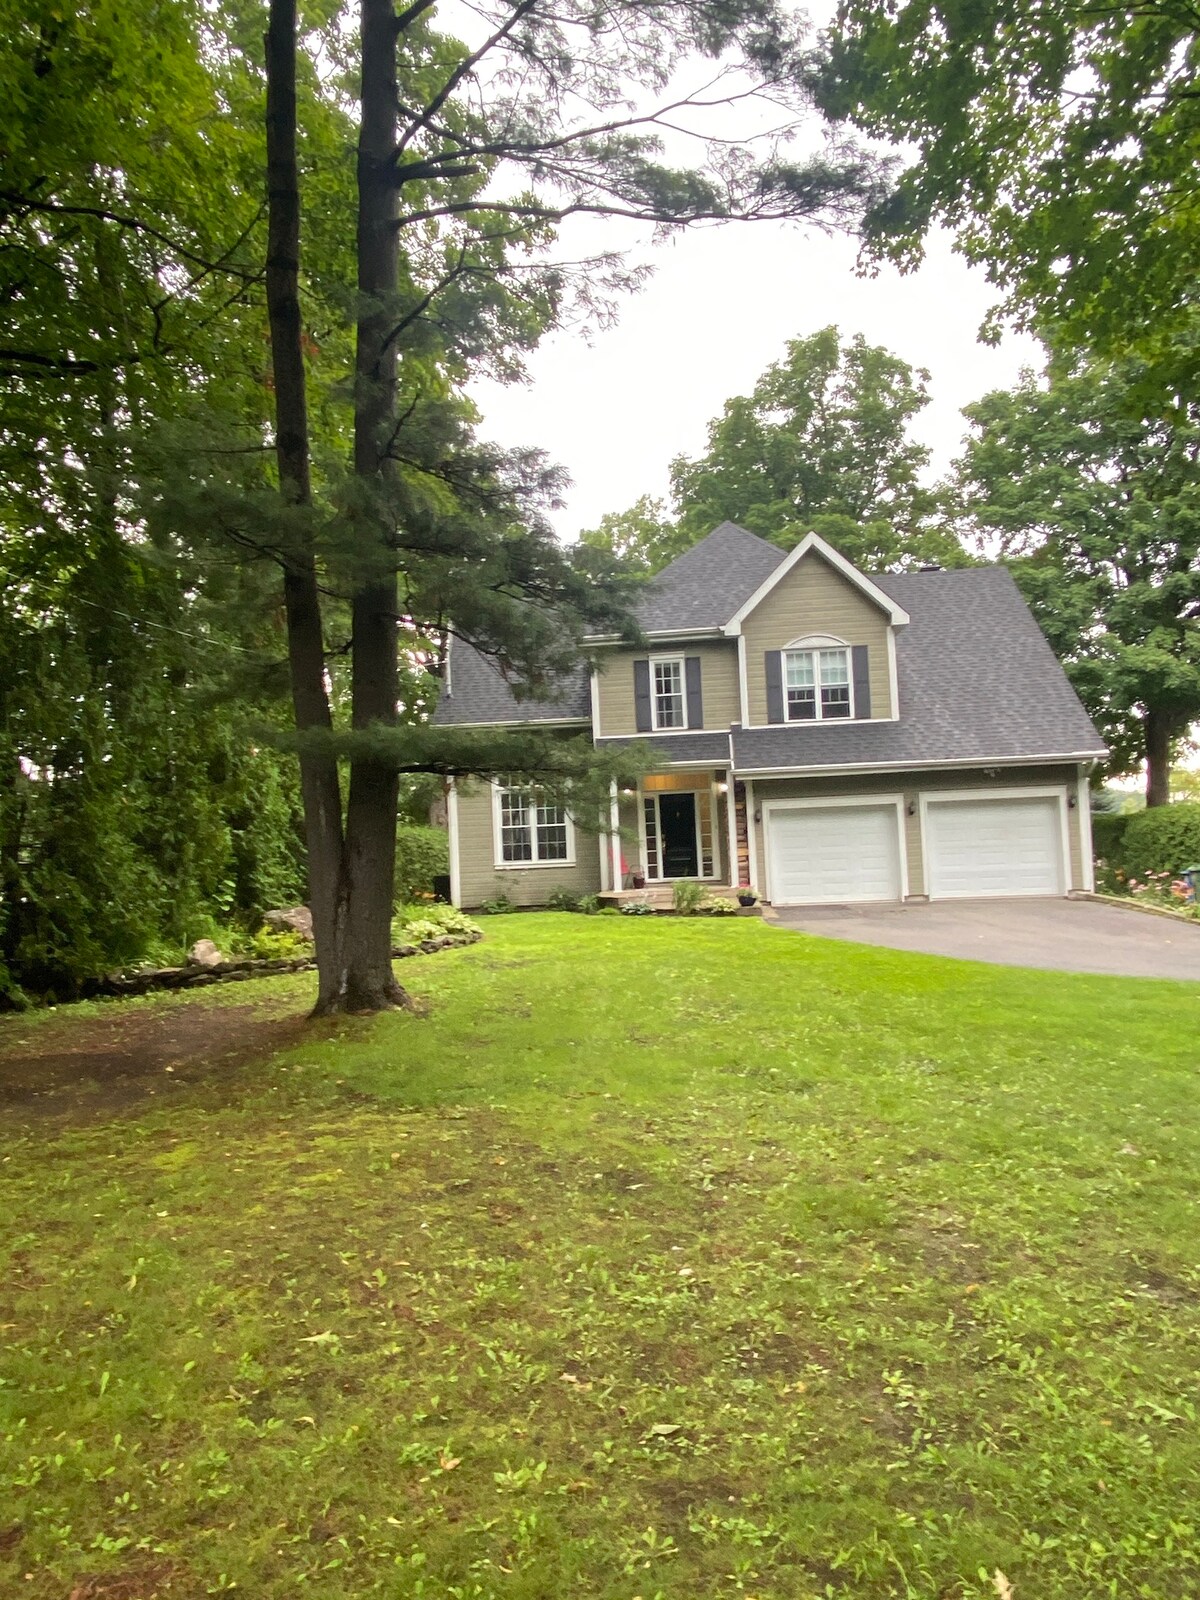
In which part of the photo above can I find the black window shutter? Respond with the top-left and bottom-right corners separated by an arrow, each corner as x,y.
852,644 -> 871,718
765,651 -> 785,724
633,658 -> 652,731
684,656 -> 703,729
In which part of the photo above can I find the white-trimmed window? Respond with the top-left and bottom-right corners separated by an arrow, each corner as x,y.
651,657 -> 686,729
785,645 -> 852,721
494,782 -> 574,866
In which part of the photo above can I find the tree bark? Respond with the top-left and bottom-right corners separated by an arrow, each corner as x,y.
1144,706 -> 1172,807
264,0 -> 349,1012
338,0 -> 411,1011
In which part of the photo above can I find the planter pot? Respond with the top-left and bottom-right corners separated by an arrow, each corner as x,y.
631,873 -> 646,890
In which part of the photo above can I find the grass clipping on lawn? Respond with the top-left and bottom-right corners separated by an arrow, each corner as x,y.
2,915 -> 1200,1599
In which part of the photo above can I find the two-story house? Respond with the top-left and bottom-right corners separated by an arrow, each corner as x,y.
434,522 -> 1106,908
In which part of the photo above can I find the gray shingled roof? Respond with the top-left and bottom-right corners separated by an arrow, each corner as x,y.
432,526 -> 1106,770
596,732 -> 732,764
732,566 -> 1105,771
432,635 -> 590,726
629,520 -> 786,633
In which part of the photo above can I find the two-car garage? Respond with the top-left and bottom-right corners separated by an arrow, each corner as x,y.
763,788 -> 1070,905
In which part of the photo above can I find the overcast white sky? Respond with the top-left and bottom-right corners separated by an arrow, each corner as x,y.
468,215 -> 1045,540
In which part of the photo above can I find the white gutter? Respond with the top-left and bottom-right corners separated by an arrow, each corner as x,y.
732,750 -> 1108,779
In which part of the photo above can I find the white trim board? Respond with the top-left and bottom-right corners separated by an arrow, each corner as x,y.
447,779 -> 462,908
733,751 -> 1105,780
1076,769 -> 1096,894
722,532 -> 910,635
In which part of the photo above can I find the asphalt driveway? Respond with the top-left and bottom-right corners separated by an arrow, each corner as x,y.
769,897 -> 1200,980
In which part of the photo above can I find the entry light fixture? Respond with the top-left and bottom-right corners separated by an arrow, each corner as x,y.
1068,792 -> 1077,809
621,787 -> 635,796
906,799 -> 916,816
716,781 -> 729,795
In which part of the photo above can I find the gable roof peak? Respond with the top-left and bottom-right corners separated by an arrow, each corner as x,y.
722,529 -> 910,633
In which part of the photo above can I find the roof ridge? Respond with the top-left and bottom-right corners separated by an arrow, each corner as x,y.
650,520 -> 781,581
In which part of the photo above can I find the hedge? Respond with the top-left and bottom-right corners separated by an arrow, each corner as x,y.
1090,811 -> 1132,867
394,824 -> 450,904
1119,803 -> 1200,881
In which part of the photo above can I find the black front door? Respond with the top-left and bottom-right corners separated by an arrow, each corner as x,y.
659,793 -> 699,878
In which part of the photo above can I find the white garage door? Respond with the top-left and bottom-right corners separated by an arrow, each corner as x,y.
768,803 -> 903,905
925,794 -> 1065,899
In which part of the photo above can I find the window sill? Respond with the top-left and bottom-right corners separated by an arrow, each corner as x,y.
492,859 -> 577,871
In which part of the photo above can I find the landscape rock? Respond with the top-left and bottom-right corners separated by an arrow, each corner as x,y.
187,939 -> 224,969
263,905 -> 314,941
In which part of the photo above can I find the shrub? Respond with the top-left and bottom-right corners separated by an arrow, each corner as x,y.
400,916 -> 480,944
1120,802 -> 1200,881
671,880 -> 706,914
547,887 -> 581,912
248,927 -> 309,961
394,825 -> 450,905
576,894 -> 600,915
480,893 -> 516,915
703,896 -> 740,915
1091,810 -> 1132,869
393,903 -> 478,942
619,899 -> 655,916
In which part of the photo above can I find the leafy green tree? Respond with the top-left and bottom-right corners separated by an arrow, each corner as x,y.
947,354 -> 1200,806
0,0 -> 309,1002
579,496 -> 676,573
818,0 -> 1200,400
582,328 -> 967,571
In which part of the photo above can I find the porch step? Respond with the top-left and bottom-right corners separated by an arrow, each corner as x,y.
597,885 -> 739,910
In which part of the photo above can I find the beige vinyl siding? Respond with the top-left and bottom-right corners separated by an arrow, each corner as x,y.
749,764 -> 1083,898
594,641 -> 740,736
455,780 -> 602,907
741,551 -> 892,724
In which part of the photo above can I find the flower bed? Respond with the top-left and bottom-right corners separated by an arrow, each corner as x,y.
1095,862 -> 1200,920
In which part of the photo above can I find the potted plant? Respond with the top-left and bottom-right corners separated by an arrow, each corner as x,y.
631,869 -> 646,890
736,887 -> 758,908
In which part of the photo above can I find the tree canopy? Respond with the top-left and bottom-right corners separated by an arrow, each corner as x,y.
818,0 -> 1200,402
948,351 -> 1200,805
582,326 -> 968,571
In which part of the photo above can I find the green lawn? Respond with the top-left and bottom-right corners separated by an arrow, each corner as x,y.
3,916 -> 1200,1600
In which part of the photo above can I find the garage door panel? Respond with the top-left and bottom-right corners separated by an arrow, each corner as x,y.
925,795 -> 1063,898
769,803 -> 902,905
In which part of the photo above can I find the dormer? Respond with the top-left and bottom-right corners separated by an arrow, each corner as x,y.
723,532 -> 908,726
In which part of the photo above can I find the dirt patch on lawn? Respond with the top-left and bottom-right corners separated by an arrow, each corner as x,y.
0,993 -> 313,1129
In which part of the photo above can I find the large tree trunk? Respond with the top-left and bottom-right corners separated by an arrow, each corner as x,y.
265,0 -> 349,1012
338,0 -> 410,1011
1144,707 -> 1172,807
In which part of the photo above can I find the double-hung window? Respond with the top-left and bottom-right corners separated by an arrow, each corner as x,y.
496,783 -> 572,865
652,657 -> 686,729
785,647 -> 852,721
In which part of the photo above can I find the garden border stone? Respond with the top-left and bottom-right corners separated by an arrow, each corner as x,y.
87,929 -> 482,1000
1080,892 -> 1200,927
